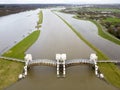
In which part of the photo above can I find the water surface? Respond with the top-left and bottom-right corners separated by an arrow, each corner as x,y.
56,12 -> 120,60
0,9 -> 39,55
2,9 -> 118,90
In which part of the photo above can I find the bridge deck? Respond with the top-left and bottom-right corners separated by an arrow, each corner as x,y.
28,59 -> 56,67
0,56 -> 120,66
66,59 -> 90,64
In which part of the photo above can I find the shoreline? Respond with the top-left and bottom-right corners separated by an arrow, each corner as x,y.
0,10 -> 43,90
54,12 -> 120,88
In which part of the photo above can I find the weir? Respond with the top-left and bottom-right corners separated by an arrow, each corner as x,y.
1,53 -> 120,79
18,53 -> 104,79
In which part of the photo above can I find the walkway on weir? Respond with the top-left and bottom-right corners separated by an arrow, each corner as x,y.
1,56 -> 120,66
28,59 -> 56,67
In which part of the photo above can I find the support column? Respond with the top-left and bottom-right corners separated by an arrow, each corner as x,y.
90,53 -> 99,77
62,54 -> 66,77
90,53 -> 104,78
56,54 -> 61,77
56,54 -> 66,77
19,54 -> 32,79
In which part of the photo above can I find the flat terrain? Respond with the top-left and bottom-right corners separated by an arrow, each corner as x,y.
26,9 -> 94,60
7,9 -> 118,90
0,9 -> 39,55
0,8 -> 119,90
56,12 -> 120,60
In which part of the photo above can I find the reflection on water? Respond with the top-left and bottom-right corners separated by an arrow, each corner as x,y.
0,9 -> 39,55
56,12 -> 120,60
6,66 -> 118,90
3,9 -> 119,90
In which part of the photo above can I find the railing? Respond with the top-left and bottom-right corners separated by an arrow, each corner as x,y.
1,56 -> 120,65
28,59 -> 56,67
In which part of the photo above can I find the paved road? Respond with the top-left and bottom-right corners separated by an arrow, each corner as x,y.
26,9 -> 94,60
57,12 -> 120,60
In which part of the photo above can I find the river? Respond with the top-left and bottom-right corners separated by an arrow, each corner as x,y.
0,9 -> 118,90
0,9 -> 39,55
56,11 -> 120,60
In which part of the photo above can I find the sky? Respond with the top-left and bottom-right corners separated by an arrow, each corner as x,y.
0,0 -> 120,4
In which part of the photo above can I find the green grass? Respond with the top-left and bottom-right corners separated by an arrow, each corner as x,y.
0,59 -> 24,90
36,10 -> 43,30
98,63 -> 120,88
54,13 -> 120,88
37,10 -> 43,25
0,10 -> 43,90
104,17 -> 120,23
0,30 -> 40,90
90,20 -> 120,46
87,8 -> 120,13
2,30 -> 40,59
3,11 -> 43,59
54,12 -> 109,60
74,15 -> 120,46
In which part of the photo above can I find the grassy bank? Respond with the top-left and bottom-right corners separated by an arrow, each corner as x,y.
0,30 -> 40,90
54,13 -> 120,88
3,30 -> 40,59
90,20 -> 120,46
0,59 -> 24,90
37,10 -> 43,26
74,15 -> 120,45
0,10 -> 43,90
54,13 -> 108,59
36,10 -> 43,30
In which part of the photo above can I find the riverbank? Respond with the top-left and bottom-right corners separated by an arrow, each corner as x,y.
36,10 -> 43,29
90,20 -> 120,45
74,15 -> 120,46
54,12 -> 120,88
0,59 -> 24,90
2,30 -> 40,59
0,10 -> 43,90
0,30 -> 40,90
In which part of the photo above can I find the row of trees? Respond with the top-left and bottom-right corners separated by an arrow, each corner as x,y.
61,7 -> 120,39
107,23 -> 120,39
102,21 -> 120,39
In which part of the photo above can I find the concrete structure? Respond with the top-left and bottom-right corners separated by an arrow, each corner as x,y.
1,53 -> 120,79
18,54 -> 32,79
56,54 -> 66,77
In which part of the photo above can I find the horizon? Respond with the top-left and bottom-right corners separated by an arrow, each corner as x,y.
0,0 -> 120,4
0,3 -> 120,5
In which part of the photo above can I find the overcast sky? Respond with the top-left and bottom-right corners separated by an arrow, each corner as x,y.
0,0 -> 120,4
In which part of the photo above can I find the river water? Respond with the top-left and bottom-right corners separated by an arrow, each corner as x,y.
56,12 -> 120,60
0,9 -> 39,55
0,9 -> 118,90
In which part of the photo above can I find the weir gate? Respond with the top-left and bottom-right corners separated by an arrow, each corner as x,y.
1,53 -> 120,79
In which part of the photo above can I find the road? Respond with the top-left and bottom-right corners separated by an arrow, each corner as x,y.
56,12 -> 120,60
